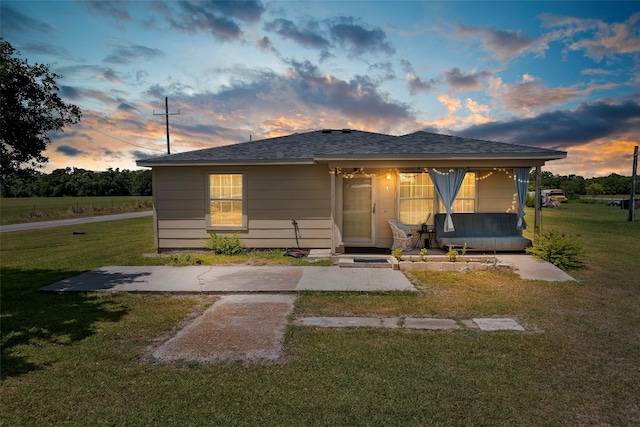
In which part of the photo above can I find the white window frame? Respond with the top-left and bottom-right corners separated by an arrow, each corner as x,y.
398,172 -> 436,225
206,172 -> 247,230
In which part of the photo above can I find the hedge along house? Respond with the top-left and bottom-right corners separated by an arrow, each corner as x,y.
136,129 -> 566,253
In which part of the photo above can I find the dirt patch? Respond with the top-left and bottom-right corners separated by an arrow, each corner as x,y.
150,294 -> 296,364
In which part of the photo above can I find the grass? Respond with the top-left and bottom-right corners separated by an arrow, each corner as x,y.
1,204 -> 639,425
0,196 -> 153,225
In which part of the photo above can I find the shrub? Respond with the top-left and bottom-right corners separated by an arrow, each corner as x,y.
446,249 -> 458,262
206,232 -> 246,256
527,230 -> 584,270
391,248 -> 403,260
525,191 -> 536,208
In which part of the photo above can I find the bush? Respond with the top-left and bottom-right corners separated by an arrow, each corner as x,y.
527,230 -> 584,270
525,191 -> 536,208
206,232 -> 246,256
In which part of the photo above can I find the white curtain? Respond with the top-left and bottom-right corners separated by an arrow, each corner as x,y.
514,168 -> 531,230
428,168 -> 467,232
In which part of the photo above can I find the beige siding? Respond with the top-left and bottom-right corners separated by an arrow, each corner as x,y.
477,170 -> 519,213
153,164 -> 332,250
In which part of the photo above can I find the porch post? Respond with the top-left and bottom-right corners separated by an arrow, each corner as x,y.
535,166 -> 541,236
330,167 -> 336,254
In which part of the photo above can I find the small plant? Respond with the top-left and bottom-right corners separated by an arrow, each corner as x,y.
419,248 -> 428,262
446,249 -> 459,262
391,248 -> 403,260
527,230 -> 584,270
460,243 -> 467,259
206,232 -> 246,256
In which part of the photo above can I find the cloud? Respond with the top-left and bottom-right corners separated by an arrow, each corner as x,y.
489,75 -> 617,114
118,103 -> 138,112
18,42 -> 73,60
59,85 -> 118,106
264,18 -> 330,49
445,68 -> 490,91
103,44 -> 164,65
0,4 -> 54,36
256,36 -> 276,52
454,22 -> 547,63
540,12 -> 640,61
458,99 -> 640,149
55,145 -> 85,157
368,62 -> 396,81
328,16 -> 395,56
131,150 -> 158,161
80,0 -> 132,21
158,0 -> 265,41
406,73 -> 436,95
97,68 -> 124,84
286,59 -> 411,123
263,15 -> 394,57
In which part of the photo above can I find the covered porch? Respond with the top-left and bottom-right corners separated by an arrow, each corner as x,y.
327,163 -> 545,254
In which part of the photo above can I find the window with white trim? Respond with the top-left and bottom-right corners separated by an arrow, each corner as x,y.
208,173 -> 244,227
438,172 -> 476,213
399,173 -> 435,225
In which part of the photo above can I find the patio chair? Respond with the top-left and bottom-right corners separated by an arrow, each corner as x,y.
388,219 -> 414,250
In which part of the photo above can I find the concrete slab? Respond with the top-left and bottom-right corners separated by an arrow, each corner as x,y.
39,265 -> 417,293
198,266 -> 301,292
472,318 -> 525,331
497,254 -> 576,282
39,266 -> 207,293
294,317 -> 401,329
404,317 -> 459,330
152,294 -> 296,363
295,266 -> 415,291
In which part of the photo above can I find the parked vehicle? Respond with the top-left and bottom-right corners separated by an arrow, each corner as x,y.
542,189 -> 568,203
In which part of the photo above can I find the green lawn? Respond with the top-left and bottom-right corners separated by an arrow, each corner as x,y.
1,203 -> 639,426
0,196 -> 153,225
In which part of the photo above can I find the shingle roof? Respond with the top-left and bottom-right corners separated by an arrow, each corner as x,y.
137,129 -> 566,166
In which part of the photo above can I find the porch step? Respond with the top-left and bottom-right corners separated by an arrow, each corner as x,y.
307,249 -> 333,261
338,257 -> 393,268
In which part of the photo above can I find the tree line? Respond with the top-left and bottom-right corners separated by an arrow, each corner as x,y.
1,168 -> 152,198
531,171 -> 638,199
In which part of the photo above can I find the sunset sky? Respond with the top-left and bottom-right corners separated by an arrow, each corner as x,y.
2,1 -> 639,177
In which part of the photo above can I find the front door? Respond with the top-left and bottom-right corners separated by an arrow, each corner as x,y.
342,177 -> 373,244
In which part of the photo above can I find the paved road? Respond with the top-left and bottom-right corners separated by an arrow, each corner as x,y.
0,210 -> 153,233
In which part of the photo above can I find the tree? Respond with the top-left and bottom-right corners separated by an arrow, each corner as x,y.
586,182 -> 605,195
0,39 -> 81,180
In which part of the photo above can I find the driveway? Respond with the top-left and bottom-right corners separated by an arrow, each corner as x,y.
0,210 -> 153,233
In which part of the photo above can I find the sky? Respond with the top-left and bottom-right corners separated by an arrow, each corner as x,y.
2,1 -> 640,178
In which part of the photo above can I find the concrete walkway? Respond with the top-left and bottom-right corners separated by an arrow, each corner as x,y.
497,254 -> 576,281
0,210 -> 153,233
39,265 -> 417,293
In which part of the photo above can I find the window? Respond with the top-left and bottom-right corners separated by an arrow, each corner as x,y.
209,173 -> 244,227
399,173 -> 434,225
439,172 -> 476,213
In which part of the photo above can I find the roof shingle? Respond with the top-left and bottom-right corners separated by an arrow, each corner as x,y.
137,129 -> 566,166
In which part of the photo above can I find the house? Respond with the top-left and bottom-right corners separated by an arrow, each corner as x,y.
136,129 -> 566,252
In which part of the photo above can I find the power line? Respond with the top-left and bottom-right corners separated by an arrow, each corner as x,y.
82,124 -> 169,153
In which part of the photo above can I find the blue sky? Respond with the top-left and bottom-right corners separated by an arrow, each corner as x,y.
2,1 -> 639,177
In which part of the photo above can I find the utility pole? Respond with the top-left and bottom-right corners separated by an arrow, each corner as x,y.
153,97 -> 180,154
629,145 -> 638,222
